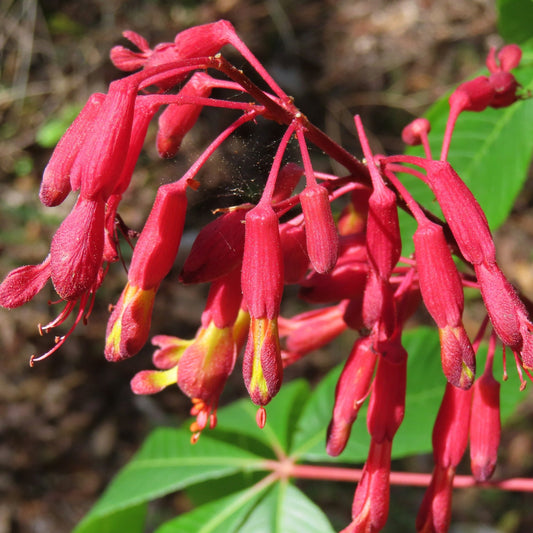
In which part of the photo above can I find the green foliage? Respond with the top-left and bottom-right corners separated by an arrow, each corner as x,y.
498,0 -> 533,44
75,328 -> 528,533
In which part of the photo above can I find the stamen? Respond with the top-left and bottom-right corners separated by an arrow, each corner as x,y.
39,300 -> 77,333
511,349 -> 527,391
30,293 -> 91,366
502,345 -> 508,381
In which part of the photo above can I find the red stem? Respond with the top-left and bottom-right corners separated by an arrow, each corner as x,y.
260,460 -> 533,492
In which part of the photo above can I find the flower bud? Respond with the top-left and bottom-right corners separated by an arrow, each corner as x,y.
326,336 -> 377,456
470,370 -> 501,482
401,117 -> 431,146
348,439 -> 392,532
279,221 -> 309,284
299,184 -> 339,274
488,71 -> 519,108
449,76 -> 495,114
157,72 -> 214,158
180,207 -> 248,284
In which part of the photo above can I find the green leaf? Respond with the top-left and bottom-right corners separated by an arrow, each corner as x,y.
155,481 -> 273,533
73,504 -> 147,533
399,56 -> 533,255
215,380 -> 311,456
74,428 -> 265,533
497,0 -> 533,44
237,482 -> 335,533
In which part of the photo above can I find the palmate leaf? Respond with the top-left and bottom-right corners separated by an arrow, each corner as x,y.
236,482 -> 336,533
154,482 -> 273,533
156,482 -> 335,533
73,428 -> 266,533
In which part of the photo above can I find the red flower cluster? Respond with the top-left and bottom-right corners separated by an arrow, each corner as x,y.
0,21 -> 529,532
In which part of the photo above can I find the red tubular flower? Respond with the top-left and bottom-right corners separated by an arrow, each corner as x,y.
106,180 -> 188,361
280,302 -> 348,366
416,464 -> 456,533
241,203 -> 283,320
40,93 -> 106,207
367,345 -> 407,443
424,160 -> 496,265
177,321 -> 237,433
50,196 -> 106,301
326,336 -> 378,457
470,350 -> 501,482
343,439 -> 392,533
180,207 -> 249,284
473,261 -> 533,370
354,116 -> 401,336
279,221 -> 309,284
112,21 -> 236,88
131,269 -> 243,438
346,345 -> 407,532
113,97 -> 161,197
299,184 -> 339,274
414,220 -> 475,388
156,72 -> 214,158
70,77 -> 139,201
417,382 -> 472,532
241,202 -> 284,407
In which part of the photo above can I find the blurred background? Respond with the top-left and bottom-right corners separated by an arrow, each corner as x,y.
2,0 -> 533,531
